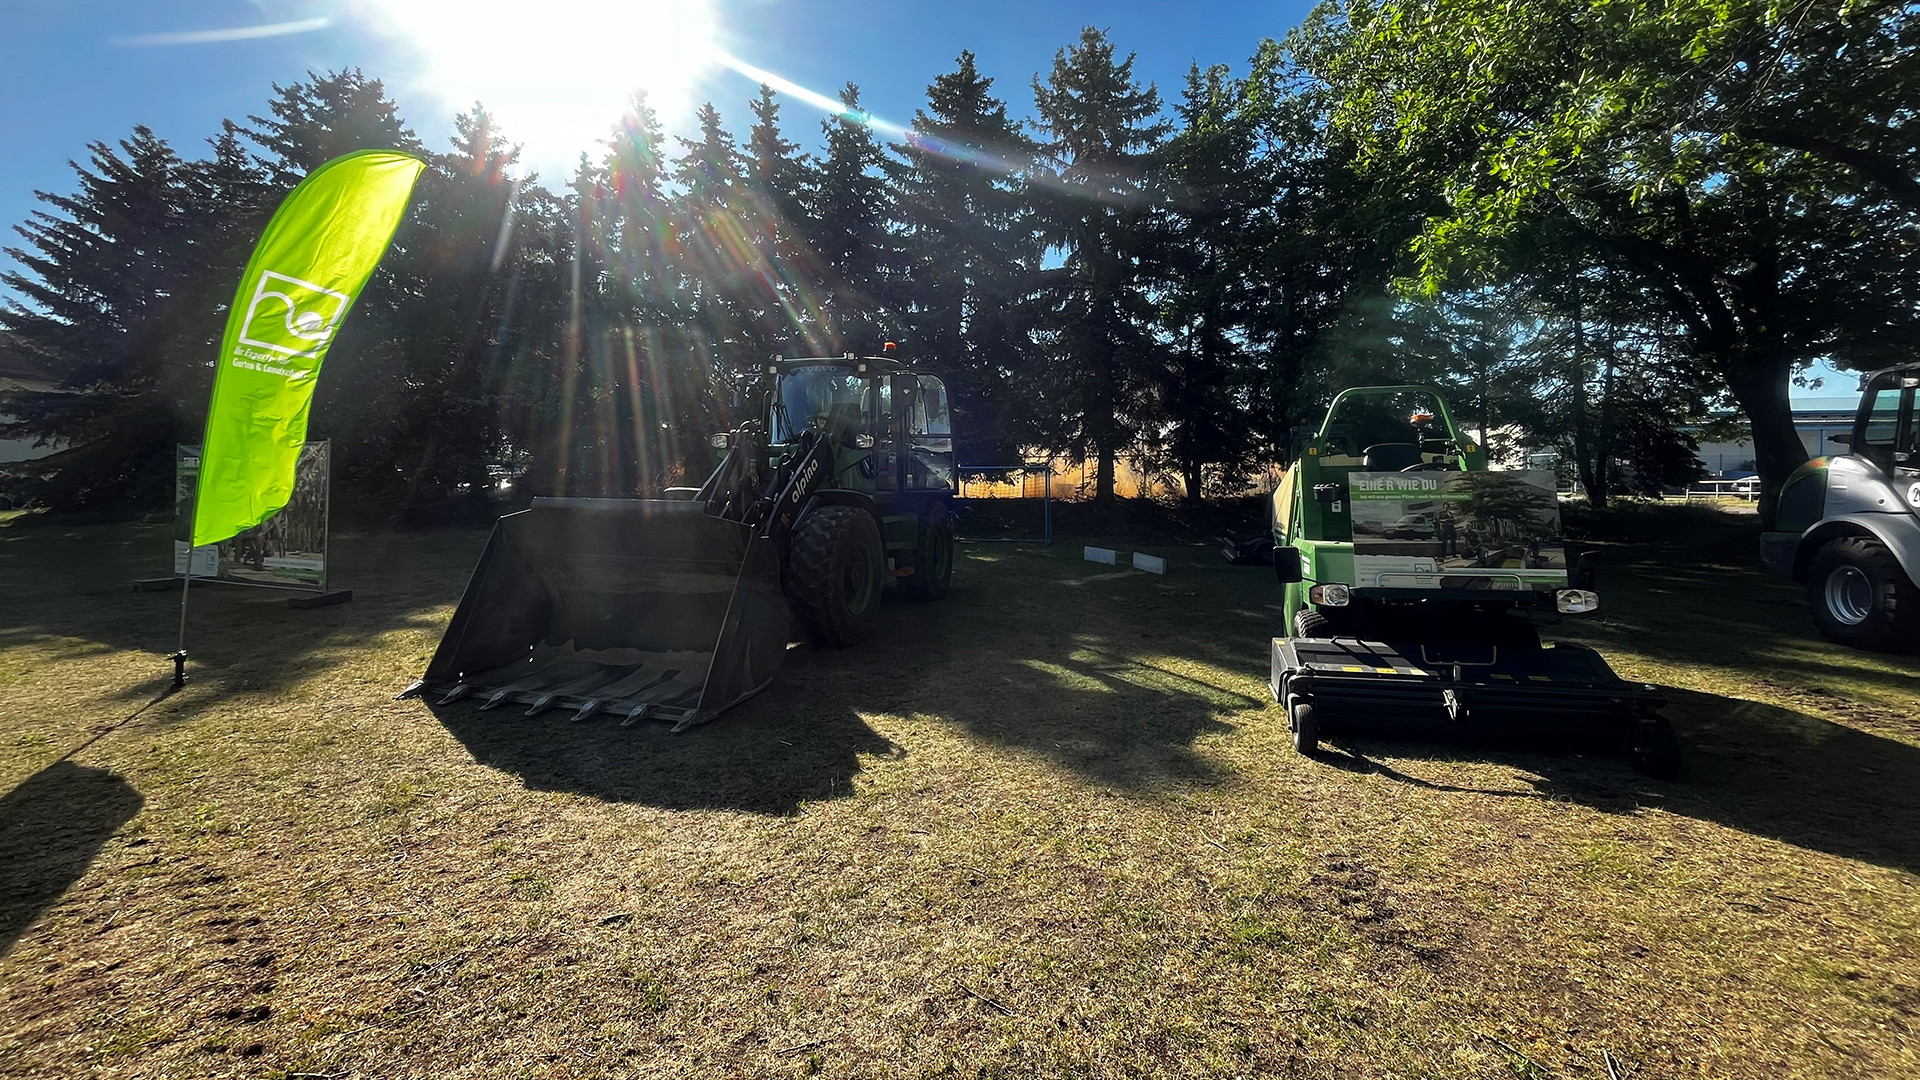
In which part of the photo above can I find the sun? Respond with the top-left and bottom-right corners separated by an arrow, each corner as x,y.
363,0 -> 717,170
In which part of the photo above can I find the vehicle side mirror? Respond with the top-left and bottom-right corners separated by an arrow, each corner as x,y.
1273,546 -> 1303,584
1572,549 -> 1600,590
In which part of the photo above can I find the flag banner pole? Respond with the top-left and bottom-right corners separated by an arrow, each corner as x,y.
174,148 -> 424,688
172,568 -> 192,690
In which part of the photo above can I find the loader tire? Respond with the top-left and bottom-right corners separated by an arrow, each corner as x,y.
902,503 -> 954,601
789,505 -> 884,647
1807,536 -> 1920,652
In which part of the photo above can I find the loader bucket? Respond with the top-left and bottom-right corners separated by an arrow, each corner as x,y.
420,498 -> 791,730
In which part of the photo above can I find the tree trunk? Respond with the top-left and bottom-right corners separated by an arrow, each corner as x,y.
1723,358 -> 1808,527
1569,280 -> 1606,509
1095,442 -> 1117,503
1182,460 -> 1203,506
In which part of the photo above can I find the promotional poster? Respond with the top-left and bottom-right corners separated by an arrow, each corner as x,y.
174,442 -> 330,590
1347,469 -> 1566,591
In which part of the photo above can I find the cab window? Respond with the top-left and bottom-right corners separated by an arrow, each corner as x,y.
1859,381 -> 1916,472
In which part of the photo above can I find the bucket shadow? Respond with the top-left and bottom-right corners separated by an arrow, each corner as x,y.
1319,685 -> 1920,876
0,761 -> 143,956
428,662 -> 900,817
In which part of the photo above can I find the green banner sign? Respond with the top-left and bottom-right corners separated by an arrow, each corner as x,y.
191,150 -> 423,547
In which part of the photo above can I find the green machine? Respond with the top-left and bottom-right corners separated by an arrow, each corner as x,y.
1266,385 -> 1679,776
1760,361 -> 1920,651
409,350 -> 958,730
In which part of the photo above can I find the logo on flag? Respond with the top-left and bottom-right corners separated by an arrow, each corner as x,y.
237,271 -> 351,356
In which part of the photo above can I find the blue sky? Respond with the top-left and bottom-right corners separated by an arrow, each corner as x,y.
2,1 -> 1305,235
0,0 -> 1851,399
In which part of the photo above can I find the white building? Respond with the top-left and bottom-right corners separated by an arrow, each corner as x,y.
1694,398 -> 1859,478
0,336 -> 69,465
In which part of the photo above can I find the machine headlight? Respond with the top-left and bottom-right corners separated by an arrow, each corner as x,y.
709,432 -> 733,450
1556,589 -> 1600,614
1308,583 -> 1351,607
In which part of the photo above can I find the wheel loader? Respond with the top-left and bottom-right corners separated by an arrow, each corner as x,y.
1760,362 -> 1920,652
407,350 -> 957,730
1266,385 -> 1680,777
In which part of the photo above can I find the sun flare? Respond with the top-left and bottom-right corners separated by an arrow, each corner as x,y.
364,0 -> 717,170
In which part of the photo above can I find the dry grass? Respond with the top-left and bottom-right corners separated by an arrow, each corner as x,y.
1,506 -> 1916,1079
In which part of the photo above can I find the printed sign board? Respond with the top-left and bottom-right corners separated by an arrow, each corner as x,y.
1347,469 -> 1566,592
174,442 -> 330,590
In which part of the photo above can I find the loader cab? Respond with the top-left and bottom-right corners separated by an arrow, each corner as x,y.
1852,365 -> 1919,486
766,356 -> 955,500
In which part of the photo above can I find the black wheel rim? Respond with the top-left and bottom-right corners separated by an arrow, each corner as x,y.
931,526 -> 952,581
844,541 -> 876,614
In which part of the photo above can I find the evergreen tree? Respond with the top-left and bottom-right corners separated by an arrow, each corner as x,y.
890,51 -> 1042,462
1,127 -> 264,509
808,84 -> 896,353
1153,63 -> 1263,500
1028,27 -> 1171,502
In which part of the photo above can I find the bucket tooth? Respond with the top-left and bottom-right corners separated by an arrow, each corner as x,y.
525,694 -> 557,718
435,683 -> 472,705
398,680 -> 427,701
572,699 -> 603,723
620,703 -> 651,728
480,689 -> 513,711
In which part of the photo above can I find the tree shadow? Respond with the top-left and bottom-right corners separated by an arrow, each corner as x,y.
0,761 -> 143,956
1314,684 -> 1920,876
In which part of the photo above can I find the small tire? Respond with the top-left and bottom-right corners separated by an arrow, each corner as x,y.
1290,702 -> 1319,755
1293,608 -> 1349,638
901,502 -> 954,601
1806,536 -> 1920,652
1632,720 -> 1684,780
788,505 -> 885,647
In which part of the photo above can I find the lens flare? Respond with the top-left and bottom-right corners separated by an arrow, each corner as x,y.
362,0 -> 716,169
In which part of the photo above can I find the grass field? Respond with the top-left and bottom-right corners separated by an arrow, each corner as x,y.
2,505 -> 1917,1079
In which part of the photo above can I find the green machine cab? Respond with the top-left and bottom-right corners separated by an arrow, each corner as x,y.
1266,385 -> 1678,776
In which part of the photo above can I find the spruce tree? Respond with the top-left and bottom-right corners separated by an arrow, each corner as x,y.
1029,27 -> 1171,502
808,84 -> 896,353
890,52 -> 1041,462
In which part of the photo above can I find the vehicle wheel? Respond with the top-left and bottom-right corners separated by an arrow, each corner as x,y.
1290,702 -> 1319,754
1631,720 -> 1684,780
901,503 -> 954,601
1293,607 -> 1351,638
1807,536 -> 1920,652
788,505 -> 885,646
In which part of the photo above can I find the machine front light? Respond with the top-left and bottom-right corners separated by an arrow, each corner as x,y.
709,432 -> 733,450
1556,589 -> 1600,614
1308,583 -> 1351,607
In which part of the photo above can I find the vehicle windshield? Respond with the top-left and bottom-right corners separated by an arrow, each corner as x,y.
773,367 -> 865,442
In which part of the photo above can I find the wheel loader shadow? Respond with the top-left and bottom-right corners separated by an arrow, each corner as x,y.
1316,684 -> 1920,876
0,761 -> 143,957
427,672 -> 900,816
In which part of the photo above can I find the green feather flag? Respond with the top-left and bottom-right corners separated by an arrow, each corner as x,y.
191,149 -> 424,548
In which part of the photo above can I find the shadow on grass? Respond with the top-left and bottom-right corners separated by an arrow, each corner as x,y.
426,546 -> 1256,813
1318,684 -> 1920,876
0,520 -> 486,704
0,761 -> 142,956
429,691 -> 900,816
